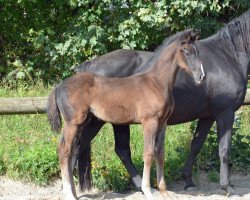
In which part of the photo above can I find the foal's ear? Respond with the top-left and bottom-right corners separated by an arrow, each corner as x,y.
181,29 -> 200,44
180,30 -> 192,45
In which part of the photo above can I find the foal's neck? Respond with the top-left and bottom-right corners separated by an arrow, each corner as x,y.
148,43 -> 180,92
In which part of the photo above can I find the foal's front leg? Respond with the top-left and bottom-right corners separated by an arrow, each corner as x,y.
155,128 -> 169,198
58,123 -> 78,200
142,119 -> 159,200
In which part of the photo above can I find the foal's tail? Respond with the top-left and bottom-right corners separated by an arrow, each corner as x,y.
78,145 -> 92,191
47,85 -> 62,132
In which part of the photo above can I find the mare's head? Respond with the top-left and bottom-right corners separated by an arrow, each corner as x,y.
175,30 -> 205,85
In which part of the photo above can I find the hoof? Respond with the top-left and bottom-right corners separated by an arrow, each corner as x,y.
219,185 -> 235,197
185,186 -> 198,192
132,175 -> 142,191
142,187 -> 155,200
63,196 -> 77,200
226,186 -> 235,197
185,185 -> 197,191
160,190 -> 170,199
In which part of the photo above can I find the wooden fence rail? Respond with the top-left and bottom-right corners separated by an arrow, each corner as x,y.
0,89 -> 250,115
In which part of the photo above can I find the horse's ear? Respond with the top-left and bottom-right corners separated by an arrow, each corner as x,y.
190,30 -> 200,42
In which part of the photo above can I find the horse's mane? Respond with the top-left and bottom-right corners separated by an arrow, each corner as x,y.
142,29 -> 192,70
207,10 -> 250,57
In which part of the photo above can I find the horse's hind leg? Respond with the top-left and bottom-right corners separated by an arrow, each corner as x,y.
113,124 -> 142,190
58,123 -> 80,200
183,117 -> 214,190
141,119 -> 159,200
155,127 -> 169,198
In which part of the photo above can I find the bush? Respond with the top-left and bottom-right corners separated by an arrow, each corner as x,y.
0,0 -> 249,85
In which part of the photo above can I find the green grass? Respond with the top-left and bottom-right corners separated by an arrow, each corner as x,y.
0,85 -> 249,191
207,171 -> 219,183
91,123 -> 193,191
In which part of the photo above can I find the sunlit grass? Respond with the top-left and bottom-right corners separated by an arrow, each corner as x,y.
0,85 -> 249,191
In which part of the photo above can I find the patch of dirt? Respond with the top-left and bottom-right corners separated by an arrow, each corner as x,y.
0,171 -> 249,200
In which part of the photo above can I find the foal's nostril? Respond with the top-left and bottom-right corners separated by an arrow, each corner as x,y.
200,74 -> 204,80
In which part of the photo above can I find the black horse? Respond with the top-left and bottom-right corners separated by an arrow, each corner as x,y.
73,10 -> 250,192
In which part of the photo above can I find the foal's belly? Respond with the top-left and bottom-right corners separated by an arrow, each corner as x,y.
90,101 -> 139,125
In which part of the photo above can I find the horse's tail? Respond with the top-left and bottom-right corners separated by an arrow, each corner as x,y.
74,60 -> 92,73
78,144 -> 92,191
47,85 -> 62,133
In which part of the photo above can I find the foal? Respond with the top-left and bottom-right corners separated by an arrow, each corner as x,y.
47,29 -> 205,200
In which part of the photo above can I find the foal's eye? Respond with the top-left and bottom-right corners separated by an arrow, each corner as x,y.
183,48 -> 190,55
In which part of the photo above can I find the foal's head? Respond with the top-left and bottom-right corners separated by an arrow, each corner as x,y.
175,30 -> 205,84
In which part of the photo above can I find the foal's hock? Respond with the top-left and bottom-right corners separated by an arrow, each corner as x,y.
47,29 -> 204,200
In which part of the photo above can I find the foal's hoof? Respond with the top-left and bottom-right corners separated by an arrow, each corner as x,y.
160,190 -> 170,199
63,196 -> 77,200
142,187 -> 155,200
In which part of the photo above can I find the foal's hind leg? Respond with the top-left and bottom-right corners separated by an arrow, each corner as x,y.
155,127 -> 169,198
141,119 -> 159,200
58,123 -> 79,200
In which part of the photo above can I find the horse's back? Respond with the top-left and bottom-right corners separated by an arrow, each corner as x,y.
77,49 -> 153,77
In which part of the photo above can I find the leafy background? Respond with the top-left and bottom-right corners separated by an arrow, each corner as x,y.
0,0 -> 249,85
0,0 -> 249,192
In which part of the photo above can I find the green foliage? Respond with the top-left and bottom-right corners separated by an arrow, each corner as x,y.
0,85 -> 59,184
207,171 -> 219,183
0,1 -> 249,84
0,113 -> 60,184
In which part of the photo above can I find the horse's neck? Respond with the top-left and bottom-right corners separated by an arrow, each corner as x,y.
221,26 -> 250,78
147,47 -> 180,92
204,32 -> 250,79
229,32 -> 250,79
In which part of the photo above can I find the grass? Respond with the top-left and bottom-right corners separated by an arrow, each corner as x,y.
91,123 -> 193,191
0,85 -> 249,191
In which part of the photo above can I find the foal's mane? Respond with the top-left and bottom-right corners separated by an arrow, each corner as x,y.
205,10 -> 250,57
142,29 -> 193,71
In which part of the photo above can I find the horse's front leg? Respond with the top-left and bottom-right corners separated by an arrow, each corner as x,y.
113,124 -> 142,190
58,123 -> 79,200
155,127 -> 169,199
141,119 -> 159,200
216,110 -> 234,191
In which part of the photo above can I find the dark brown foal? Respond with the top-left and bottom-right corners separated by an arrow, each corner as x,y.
47,29 -> 205,200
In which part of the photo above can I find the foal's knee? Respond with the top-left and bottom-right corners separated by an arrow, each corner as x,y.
143,151 -> 154,164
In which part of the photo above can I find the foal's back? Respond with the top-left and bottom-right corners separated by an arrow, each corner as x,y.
63,72 -> 165,125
